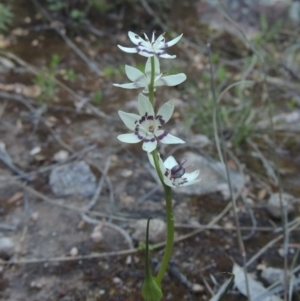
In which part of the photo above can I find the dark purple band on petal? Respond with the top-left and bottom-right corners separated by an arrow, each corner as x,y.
156,115 -> 165,125
157,130 -> 168,141
144,137 -> 156,143
157,50 -> 166,56
139,116 -> 146,124
134,131 -> 144,140
147,115 -> 154,120
137,47 -> 154,55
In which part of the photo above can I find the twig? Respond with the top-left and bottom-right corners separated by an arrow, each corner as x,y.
0,223 -> 16,231
81,214 -> 134,249
85,157 -> 111,211
208,42 -> 251,300
245,217 -> 300,268
12,179 -> 135,222
0,144 -> 97,184
0,144 -> 31,182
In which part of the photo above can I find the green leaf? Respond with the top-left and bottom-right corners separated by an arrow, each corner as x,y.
142,217 -> 163,301
142,276 -> 163,301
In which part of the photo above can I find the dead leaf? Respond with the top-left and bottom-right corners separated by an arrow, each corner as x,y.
6,192 -> 24,204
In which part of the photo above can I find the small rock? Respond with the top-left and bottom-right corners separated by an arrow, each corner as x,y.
30,279 -> 45,290
132,219 -> 166,243
30,212 -> 39,222
0,237 -> 15,260
192,283 -> 204,293
70,247 -> 78,257
113,277 -> 123,285
49,161 -> 96,197
266,193 -> 295,218
91,231 -> 103,243
261,267 -> 285,285
30,146 -> 41,156
53,150 -> 69,162
126,255 -> 132,265
91,224 -> 104,243
120,169 -> 133,178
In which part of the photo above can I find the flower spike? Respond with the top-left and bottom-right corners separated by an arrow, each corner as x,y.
118,31 -> 183,59
117,94 -> 185,152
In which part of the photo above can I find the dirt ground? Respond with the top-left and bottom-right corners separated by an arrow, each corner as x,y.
0,1 -> 300,301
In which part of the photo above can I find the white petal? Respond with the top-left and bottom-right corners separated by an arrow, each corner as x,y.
158,52 -> 176,59
117,133 -> 142,143
128,31 -> 148,47
164,178 -> 175,188
165,33 -> 183,48
145,56 -> 161,76
113,82 -> 142,90
181,178 -> 201,187
118,111 -> 140,131
117,45 -> 138,53
142,139 -> 157,152
138,93 -> 154,117
147,151 -> 155,167
164,156 -> 178,169
154,55 -> 160,74
184,170 -> 200,182
145,57 -> 151,74
153,34 -> 167,49
155,73 -> 187,87
156,100 -> 174,124
156,130 -> 185,144
125,65 -> 145,82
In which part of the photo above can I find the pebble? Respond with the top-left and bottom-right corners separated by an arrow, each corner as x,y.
0,237 -> 15,260
91,224 -> 104,243
131,219 -> 166,243
30,146 -> 41,156
49,161 -> 96,197
120,169 -> 133,178
192,283 -> 204,293
70,247 -> 78,257
30,212 -> 39,222
266,193 -> 296,218
53,150 -> 69,162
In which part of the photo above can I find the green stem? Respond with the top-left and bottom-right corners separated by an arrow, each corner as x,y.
148,55 -> 174,287
156,184 -> 174,285
148,57 -> 155,106
151,150 -> 174,285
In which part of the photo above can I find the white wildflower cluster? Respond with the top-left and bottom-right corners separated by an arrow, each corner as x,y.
115,31 -> 200,187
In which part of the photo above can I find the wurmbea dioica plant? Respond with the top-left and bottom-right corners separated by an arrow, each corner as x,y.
115,30 -> 200,301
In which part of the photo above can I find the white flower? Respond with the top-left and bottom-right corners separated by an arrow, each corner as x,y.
113,56 -> 186,93
148,153 -> 200,187
118,31 -> 183,59
117,93 -> 185,152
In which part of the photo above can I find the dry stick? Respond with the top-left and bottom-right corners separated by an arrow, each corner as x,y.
81,214 -> 134,249
3,188 -> 232,264
0,144 -> 97,184
85,157 -> 111,211
31,0 -> 101,75
217,2 -> 290,299
207,42 -> 252,300
12,180 -> 135,223
85,158 -> 115,221
246,217 -> 300,267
